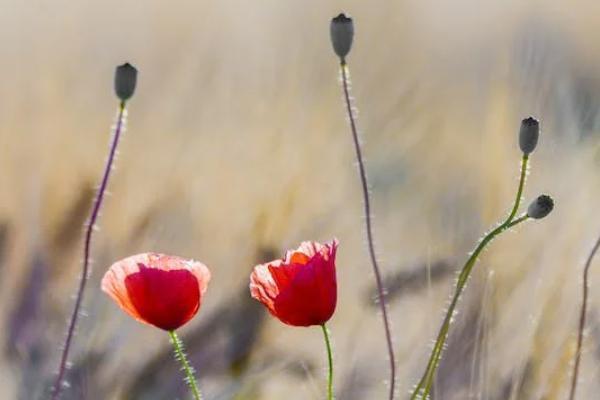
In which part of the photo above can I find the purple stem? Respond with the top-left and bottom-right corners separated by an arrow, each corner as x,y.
50,101 -> 126,400
340,61 -> 396,399
568,232 -> 600,400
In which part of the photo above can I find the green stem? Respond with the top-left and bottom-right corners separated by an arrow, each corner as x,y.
411,155 -> 531,400
507,155 -> 529,223
169,330 -> 202,400
411,215 -> 529,399
322,324 -> 334,400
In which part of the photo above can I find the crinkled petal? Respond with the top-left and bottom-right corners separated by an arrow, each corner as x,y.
249,240 -> 338,327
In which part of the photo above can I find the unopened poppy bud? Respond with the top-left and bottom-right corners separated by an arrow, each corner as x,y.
330,13 -> 354,61
114,63 -> 137,101
527,194 -> 554,219
519,117 -> 539,155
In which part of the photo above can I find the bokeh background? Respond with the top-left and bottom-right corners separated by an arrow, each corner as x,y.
2,0 -> 600,399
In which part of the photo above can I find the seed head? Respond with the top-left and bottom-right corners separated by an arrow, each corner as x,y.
330,13 -> 354,61
519,116 -> 539,155
114,63 -> 137,101
527,194 -> 554,219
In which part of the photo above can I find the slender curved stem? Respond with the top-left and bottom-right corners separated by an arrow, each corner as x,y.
339,61 -> 396,399
568,233 -> 600,400
51,101 -> 127,400
322,324 -> 334,400
411,155 -> 531,400
411,215 -> 529,399
508,155 -> 529,222
169,331 -> 202,400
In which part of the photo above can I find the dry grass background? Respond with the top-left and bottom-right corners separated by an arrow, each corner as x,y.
1,0 -> 600,399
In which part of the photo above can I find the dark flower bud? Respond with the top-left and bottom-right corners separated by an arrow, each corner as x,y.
519,117 -> 539,155
114,63 -> 137,101
330,13 -> 354,61
527,194 -> 554,219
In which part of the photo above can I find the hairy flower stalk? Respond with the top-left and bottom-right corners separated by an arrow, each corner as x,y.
411,118 -> 552,400
51,63 -> 137,400
322,324 -> 334,400
330,13 -> 397,399
169,330 -> 203,400
102,253 -> 210,399
410,216 -> 529,399
568,233 -> 600,400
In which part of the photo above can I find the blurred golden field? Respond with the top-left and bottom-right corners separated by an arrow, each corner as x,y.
2,1 -> 600,399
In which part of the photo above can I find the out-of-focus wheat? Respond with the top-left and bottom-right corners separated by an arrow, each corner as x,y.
1,1 -> 600,399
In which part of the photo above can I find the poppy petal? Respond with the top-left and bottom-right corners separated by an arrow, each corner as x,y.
101,253 -> 210,331
249,240 -> 338,327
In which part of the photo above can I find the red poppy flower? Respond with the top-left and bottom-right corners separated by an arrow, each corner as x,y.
250,240 -> 338,327
101,253 -> 211,331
